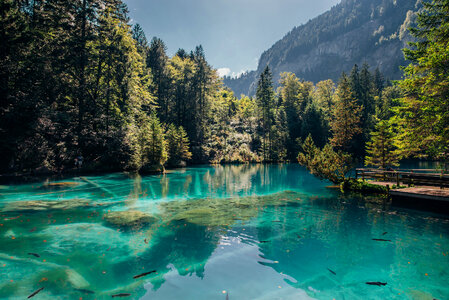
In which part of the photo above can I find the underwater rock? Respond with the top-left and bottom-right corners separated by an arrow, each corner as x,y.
2,199 -> 90,213
104,210 -> 157,228
161,191 -> 304,227
172,207 -> 239,227
65,269 -> 90,289
30,267 -> 91,291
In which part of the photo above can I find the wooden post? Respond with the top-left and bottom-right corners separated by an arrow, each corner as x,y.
396,172 -> 400,187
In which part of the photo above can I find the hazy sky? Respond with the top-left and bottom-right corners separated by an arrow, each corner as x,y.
125,0 -> 340,77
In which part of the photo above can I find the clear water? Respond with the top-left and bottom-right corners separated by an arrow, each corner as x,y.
0,164 -> 448,300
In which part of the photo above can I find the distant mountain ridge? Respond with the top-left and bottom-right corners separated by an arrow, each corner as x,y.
224,0 -> 419,96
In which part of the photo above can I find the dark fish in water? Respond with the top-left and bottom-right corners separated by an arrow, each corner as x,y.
226,292 -> 229,300
327,268 -> 336,275
133,270 -> 156,279
272,220 -> 281,223
372,239 -> 391,242
382,232 -> 388,235
366,282 -> 387,286
27,287 -> 44,298
74,288 -> 95,294
144,239 -> 148,244
28,253 -> 40,258
296,234 -> 301,239
29,227 -> 37,232
259,241 -> 269,243
112,293 -> 131,298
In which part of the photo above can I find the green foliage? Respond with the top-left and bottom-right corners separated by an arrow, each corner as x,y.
224,0 -> 418,96
365,119 -> 401,169
166,124 -> 192,167
256,66 -> 276,161
396,0 -> 449,160
341,179 -> 389,194
330,73 -> 363,152
298,135 -> 353,184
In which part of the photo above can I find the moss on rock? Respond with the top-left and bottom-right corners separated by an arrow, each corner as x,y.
104,210 -> 157,228
2,199 -> 90,213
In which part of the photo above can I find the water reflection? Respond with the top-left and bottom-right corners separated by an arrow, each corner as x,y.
0,165 -> 448,299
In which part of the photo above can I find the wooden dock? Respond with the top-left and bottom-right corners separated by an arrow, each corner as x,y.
356,168 -> 449,203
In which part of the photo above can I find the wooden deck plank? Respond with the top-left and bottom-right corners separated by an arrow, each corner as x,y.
390,187 -> 449,202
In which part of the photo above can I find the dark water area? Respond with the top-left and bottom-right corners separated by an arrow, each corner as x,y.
0,164 -> 448,299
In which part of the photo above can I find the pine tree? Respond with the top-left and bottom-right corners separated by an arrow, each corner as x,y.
373,67 -> 384,96
166,124 -> 192,167
132,23 -> 149,58
298,135 -> 352,184
330,73 -> 362,152
138,114 -> 167,172
148,37 -> 170,120
397,0 -> 449,160
365,119 -> 400,169
256,66 -> 275,161
278,72 -> 302,159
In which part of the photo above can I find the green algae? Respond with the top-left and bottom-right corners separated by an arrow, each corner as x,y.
1,199 -> 90,213
104,210 -> 157,228
160,191 -> 304,227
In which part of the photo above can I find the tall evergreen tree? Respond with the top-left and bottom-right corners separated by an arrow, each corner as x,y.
397,0 -> 449,160
148,37 -> 169,120
365,119 -> 400,169
330,73 -> 362,152
166,124 -> 192,167
278,72 -> 302,159
256,66 -> 275,161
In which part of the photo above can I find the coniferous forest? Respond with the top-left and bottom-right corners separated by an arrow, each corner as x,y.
1,0 -> 448,178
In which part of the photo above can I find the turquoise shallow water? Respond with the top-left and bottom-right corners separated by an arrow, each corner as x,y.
0,164 -> 448,299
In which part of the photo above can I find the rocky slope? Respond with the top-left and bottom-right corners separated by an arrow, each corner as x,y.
224,0 -> 419,96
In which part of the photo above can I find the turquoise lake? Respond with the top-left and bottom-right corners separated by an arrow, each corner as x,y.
0,164 -> 448,299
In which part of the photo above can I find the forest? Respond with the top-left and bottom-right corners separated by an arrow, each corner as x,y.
0,0 -> 448,178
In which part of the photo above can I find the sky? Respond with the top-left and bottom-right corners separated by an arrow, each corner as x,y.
125,0 -> 340,77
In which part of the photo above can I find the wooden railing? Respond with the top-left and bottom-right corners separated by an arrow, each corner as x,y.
355,168 -> 449,188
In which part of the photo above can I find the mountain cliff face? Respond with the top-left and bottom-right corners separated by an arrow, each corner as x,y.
224,0 -> 419,96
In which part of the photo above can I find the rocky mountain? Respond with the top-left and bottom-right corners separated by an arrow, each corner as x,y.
224,0 -> 419,96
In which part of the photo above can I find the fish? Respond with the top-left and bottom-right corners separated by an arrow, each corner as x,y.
327,268 -> 336,275
372,239 -> 391,242
144,239 -> 148,244
27,287 -> 44,298
226,292 -> 229,300
133,270 -> 156,279
74,288 -> 95,294
382,232 -> 388,235
28,253 -> 40,258
259,241 -> 269,243
112,293 -> 131,298
29,227 -> 37,232
296,234 -> 301,239
272,220 -> 281,223
366,282 -> 387,286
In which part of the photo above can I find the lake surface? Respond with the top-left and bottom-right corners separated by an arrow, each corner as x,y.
0,164 -> 448,299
